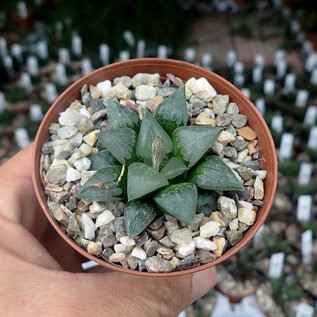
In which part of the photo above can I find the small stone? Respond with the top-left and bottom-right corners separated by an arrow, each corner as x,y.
246,160 -> 261,171
135,232 -> 149,248
177,255 -> 200,270
247,143 -> 256,155
45,190 -> 69,204
159,236 -> 175,248
194,237 -> 217,251
114,244 -> 130,254
238,222 -> 249,232
226,230 -> 243,246
96,80 -> 111,98
216,113 -> 232,127
101,232 -> 117,248
196,249 -> 217,264
145,255 -> 173,273
226,102 -> 239,115
53,140 -> 73,159
238,200 -> 253,209
147,226 -> 165,240
131,247 -> 147,260
49,123 -> 61,134
120,236 -> 136,247
87,241 -> 102,256
144,240 -> 159,257
74,157 -> 91,172
102,247 -> 114,261
89,85 -> 102,99
158,87 -> 176,97
170,257 -> 180,270
237,166 -> 253,181
83,130 -> 99,146
114,76 -> 132,88
190,213 -> 205,231
229,218 -> 239,230
48,202 -> 68,226
113,201 -> 125,217
212,95 -> 229,114
69,132 -> 83,148
212,236 -> 227,257
190,95 -> 207,109
156,246 -> 174,260
57,126 -> 78,140
244,179 -> 254,187
252,200 -> 264,207
218,196 -> 237,219
237,149 -> 249,164
146,95 -> 164,112
223,146 -> 237,159
225,124 -> 237,136
75,117 -> 94,134
46,165 -> 67,185
254,177 -> 264,200
231,114 -> 248,128
232,136 -> 248,151
95,210 -> 115,228
79,143 -> 93,156
200,221 -> 220,238
238,208 -> 256,225
195,112 -> 216,126
192,77 -> 217,102
127,255 -> 138,270
66,167 -> 81,182
67,214 -> 80,238
177,241 -> 195,257
237,126 -> 257,141
164,220 -> 178,235
149,216 -> 165,230
109,253 -> 126,263
81,213 -> 95,240
135,85 -> 156,100
254,170 -> 267,180
210,211 -> 228,228
59,108 -> 81,126
132,73 -> 160,87
114,217 -> 127,240
170,228 -> 192,245
212,141 -> 224,155
217,130 -> 236,144
90,99 -> 106,113
81,171 -> 96,186
42,142 -> 54,155
104,83 -> 134,100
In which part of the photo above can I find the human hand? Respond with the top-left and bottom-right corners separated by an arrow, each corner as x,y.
0,144 -> 217,317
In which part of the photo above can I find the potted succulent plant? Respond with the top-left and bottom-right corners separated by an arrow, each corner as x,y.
33,58 -> 277,276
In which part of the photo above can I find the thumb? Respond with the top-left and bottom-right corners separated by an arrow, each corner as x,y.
75,267 -> 217,317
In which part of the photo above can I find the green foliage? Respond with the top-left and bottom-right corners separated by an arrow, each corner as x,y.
78,86 -> 244,237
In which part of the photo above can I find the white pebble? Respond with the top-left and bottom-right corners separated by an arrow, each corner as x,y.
79,143 -> 93,156
69,132 -> 83,147
58,108 -> 81,126
95,210 -> 115,228
254,176 -> 264,200
135,85 -> 156,100
74,157 -> 91,172
229,218 -> 239,230
178,241 -> 195,257
79,108 -> 92,118
96,80 -> 112,98
131,247 -> 147,260
66,167 -> 81,182
200,221 -> 220,238
238,200 -> 253,209
109,253 -> 125,263
238,208 -> 256,225
237,149 -> 249,163
194,237 -> 217,251
170,228 -> 192,245
81,213 -> 95,240
254,170 -> 267,180
192,77 -> 217,102
114,244 -> 128,254
89,201 -> 105,213
120,236 -> 136,247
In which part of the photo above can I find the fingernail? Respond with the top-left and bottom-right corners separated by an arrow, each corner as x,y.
190,267 -> 217,303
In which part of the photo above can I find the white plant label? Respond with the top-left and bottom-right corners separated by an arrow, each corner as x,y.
30,104 -> 43,122
295,303 -> 314,317
284,73 -> 296,93
81,58 -> 93,76
296,195 -> 312,222
37,40 -> 48,59
0,37 -> 7,56
307,127 -> 317,150
295,90 -> 309,108
58,48 -> 70,64
157,45 -> 168,59
305,53 -> 317,72
278,133 -> 294,161
17,1 -> 28,19
201,53 -> 212,69
45,83 -> 57,103
254,54 -> 264,67
263,79 -> 275,96
271,115 -> 283,133
81,260 -> 99,270
304,106 -> 317,126
298,162 -> 312,185
0,92 -> 6,113
14,128 -> 30,149
234,61 -> 244,74
11,43 -> 23,62
234,74 -> 244,86
99,44 -> 109,65
136,39 -> 145,58
301,230 -> 313,265
274,50 -> 284,66
269,252 -> 285,279
255,98 -> 265,116
252,66 -> 262,84
241,88 -> 250,99
123,30 -> 135,47
20,73 -> 32,93
253,225 -> 264,248
303,41 -> 313,55
184,48 -> 195,63
55,63 -> 67,86
72,34 -> 82,56
227,50 -> 236,67
26,56 -> 39,76
311,68 -> 317,85
119,50 -> 130,61
276,60 -> 287,78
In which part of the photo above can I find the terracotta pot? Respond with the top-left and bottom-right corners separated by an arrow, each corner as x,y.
32,58 -> 278,277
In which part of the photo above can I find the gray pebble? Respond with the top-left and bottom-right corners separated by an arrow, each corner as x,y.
226,102 -> 240,115
102,248 -> 114,261
48,201 -> 68,226
223,146 -> 238,159
42,142 -> 54,155
45,190 -> 69,203
53,140 -> 73,159
147,226 -> 165,240
149,216 -> 165,230
127,255 -> 138,270
238,222 -> 249,232
226,230 -> 243,246
231,136 -> 248,151
46,165 -> 67,185
196,249 -> 217,264
90,99 -> 105,113
136,232 -> 149,247
216,113 -> 232,127
76,117 -> 94,134
252,200 -> 264,207
114,76 -> 132,88
231,114 -> 248,128
102,233 -> 117,248
158,87 -> 176,97
81,85 -> 91,106
138,260 -> 146,271
177,255 -> 200,270
145,255 -> 173,273
114,217 -> 127,240
159,236 -> 175,248
212,94 -> 229,114
237,166 -> 253,181
144,240 -> 159,257
67,196 -> 77,211
67,214 -> 80,238
57,126 -> 78,139
190,95 -> 206,109
224,124 -> 237,136
245,160 -> 262,171
113,201 -> 125,217
49,123 -> 61,134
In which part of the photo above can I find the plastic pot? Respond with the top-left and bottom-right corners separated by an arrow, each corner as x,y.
32,58 -> 278,277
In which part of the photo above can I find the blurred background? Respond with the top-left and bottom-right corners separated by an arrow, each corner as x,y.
0,0 -> 316,316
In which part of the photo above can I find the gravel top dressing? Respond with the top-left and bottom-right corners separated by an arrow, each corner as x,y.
40,72 -> 266,273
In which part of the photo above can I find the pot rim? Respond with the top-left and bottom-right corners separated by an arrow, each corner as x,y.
32,58 -> 278,277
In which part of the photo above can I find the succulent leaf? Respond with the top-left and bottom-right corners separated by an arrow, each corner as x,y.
196,190 -> 217,216
160,157 -> 188,180
89,149 -> 120,170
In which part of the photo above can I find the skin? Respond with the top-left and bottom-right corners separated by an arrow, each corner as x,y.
0,144 -> 217,317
